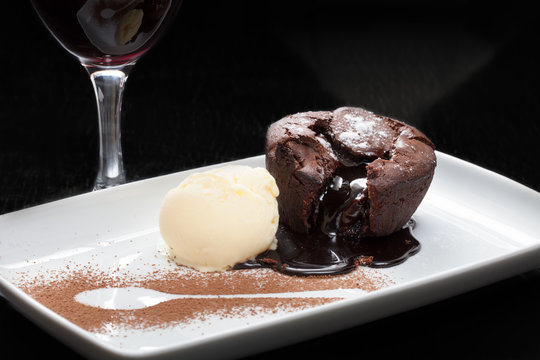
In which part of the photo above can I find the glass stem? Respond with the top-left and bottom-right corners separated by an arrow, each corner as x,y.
86,65 -> 133,190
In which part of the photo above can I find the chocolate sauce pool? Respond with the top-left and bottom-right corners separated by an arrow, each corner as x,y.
235,221 -> 419,276
235,165 -> 421,276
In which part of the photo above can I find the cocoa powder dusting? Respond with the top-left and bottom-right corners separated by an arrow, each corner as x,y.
15,263 -> 392,334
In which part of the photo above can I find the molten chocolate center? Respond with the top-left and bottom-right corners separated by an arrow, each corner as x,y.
316,164 -> 369,237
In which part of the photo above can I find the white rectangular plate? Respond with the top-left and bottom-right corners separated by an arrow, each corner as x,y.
1,151 -> 540,359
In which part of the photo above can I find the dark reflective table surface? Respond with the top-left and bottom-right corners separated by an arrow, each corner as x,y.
2,0 -> 539,358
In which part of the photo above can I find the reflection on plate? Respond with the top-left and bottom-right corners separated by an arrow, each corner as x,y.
1,152 -> 540,359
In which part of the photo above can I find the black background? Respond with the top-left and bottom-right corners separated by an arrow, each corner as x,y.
2,0 -> 540,358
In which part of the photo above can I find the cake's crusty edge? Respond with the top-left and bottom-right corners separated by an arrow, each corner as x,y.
265,107 -> 436,237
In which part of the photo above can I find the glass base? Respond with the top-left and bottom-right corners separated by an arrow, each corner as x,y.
94,174 -> 126,191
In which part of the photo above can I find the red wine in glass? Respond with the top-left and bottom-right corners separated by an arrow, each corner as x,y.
31,0 -> 182,188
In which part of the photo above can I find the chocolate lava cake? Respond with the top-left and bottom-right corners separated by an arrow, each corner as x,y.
265,107 -> 436,238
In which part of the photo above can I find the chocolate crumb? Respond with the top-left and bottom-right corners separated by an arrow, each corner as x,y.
261,258 -> 278,265
355,256 -> 374,267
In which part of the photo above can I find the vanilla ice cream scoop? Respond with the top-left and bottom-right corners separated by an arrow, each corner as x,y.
159,165 -> 280,272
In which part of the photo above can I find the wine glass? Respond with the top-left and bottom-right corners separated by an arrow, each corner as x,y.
31,0 -> 182,190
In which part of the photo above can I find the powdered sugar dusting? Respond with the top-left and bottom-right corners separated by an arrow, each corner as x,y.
316,135 -> 338,160
333,110 -> 395,154
337,132 -> 368,149
286,123 -> 313,137
344,114 -> 372,133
